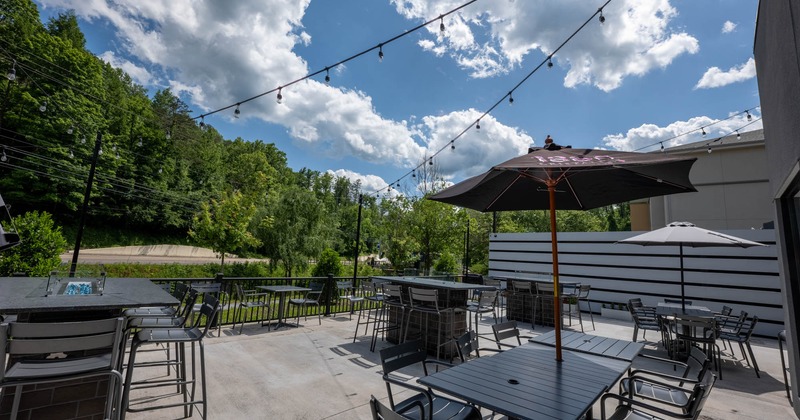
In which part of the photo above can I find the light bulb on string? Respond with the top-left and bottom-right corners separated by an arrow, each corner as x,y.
598,9 -> 605,23
701,128 -> 706,137
165,130 -> 171,140
6,60 -> 16,81
736,130 -> 741,139
98,148 -> 103,156
234,104 -> 241,118
112,143 -> 117,152
158,167 -> 163,174
547,57 -> 553,68
324,68 -> 330,84
39,101 -> 46,112
115,151 -> 119,160
508,92 -> 514,105
476,119 -> 481,130
660,142 -> 664,152
138,137 -> 143,147
81,136 -> 86,144
411,170 -> 416,178
1,149 -> 7,162
451,141 -> 455,150
707,146 -> 712,154
745,110 -> 752,121
199,116 -> 206,129
378,45 -> 384,62
429,157 -> 433,166
440,17 -> 445,32
69,149 -> 73,159
276,87 -> 283,104
67,124 -> 74,135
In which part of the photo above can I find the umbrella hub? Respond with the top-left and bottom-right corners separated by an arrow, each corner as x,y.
668,221 -> 696,227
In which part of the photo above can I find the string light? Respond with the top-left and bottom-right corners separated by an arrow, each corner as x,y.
440,16 -> 445,32
547,57 -> 553,68
324,68 -> 330,84
234,103 -> 240,118
476,119 -> 481,130
276,87 -> 283,104
98,147 -> 103,156
745,110 -> 752,121
451,141 -> 455,150
378,44 -> 384,62
736,130 -> 741,139
508,92 -> 514,105
158,167 -> 163,174
199,116 -> 205,129
165,130 -> 171,140
112,143 -> 117,152
38,101 -> 46,112
67,124 -> 74,135
412,170 -> 416,178
429,157 -> 433,166
69,148 -> 73,159
1,149 -> 7,162
707,146 -> 712,154
598,9 -> 605,24
701,128 -> 706,137
660,142 -> 664,152
81,136 -> 86,144
6,59 -> 15,81
137,137 -> 143,147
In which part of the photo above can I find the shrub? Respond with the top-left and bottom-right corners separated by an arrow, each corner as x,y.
312,248 -> 343,277
433,252 -> 458,274
0,211 -> 68,276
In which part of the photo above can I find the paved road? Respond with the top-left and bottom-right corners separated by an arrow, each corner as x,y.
60,245 -> 268,265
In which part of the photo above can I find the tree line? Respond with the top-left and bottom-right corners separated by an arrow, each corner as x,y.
0,0 -> 629,277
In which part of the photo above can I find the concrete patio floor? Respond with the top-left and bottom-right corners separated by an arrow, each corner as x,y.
124,311 -> 796,419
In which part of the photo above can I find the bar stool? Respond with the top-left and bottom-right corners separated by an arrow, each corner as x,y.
576,284 -> 595,330
122,294 -> 220,420
511,280 -> 540,329
483,278 -> 508,321
466,289 -> 498,341
353,281 -> 385,345
404,287 -> 454,360
370,283 -> 406,352
561,283 -> 583,332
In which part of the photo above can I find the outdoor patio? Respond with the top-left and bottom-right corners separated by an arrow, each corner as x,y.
124,308 -> 795,420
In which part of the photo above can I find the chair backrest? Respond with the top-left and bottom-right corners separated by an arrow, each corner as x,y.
686,369 -> 717,419
370,394 -> 421,420
477,290 -> 498,307
684,346 -> 712,382
675,317 -> 716,343
382,284 -> 405,305
408,287 -> 439,310
536,283 -> 555,294
462,273 -> 484,285
189,293 -> 221,336
306,282 -> 325,299
738,316 -> 759,339
171,282 -> 190,301
577,284 -> 591,299
0,317 -> 126,382
512,280 -> 533,293
491,320 -> 522,348
454,330 -> 480,362
379,340 -> 427,409
178,288 -> 200,320
720,305 -> 733,316
337,280 -> 354,297
628,298 -> 644,310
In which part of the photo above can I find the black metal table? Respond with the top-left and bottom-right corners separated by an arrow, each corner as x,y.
530,330 -> 644,362
257,285 -> 311,329
418,343 -> 630,420
655,302 -> 713,318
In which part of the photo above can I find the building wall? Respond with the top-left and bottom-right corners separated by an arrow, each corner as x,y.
646,134 -> 772,230
754,1 -> 800,415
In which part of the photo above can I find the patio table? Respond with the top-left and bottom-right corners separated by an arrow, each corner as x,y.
655,302 -> 713,318
530,330 -> 644,362
417,342 -> 631,420
257,285 -> 311,329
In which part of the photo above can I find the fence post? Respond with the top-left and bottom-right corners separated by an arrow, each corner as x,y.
325,273 -> 334,317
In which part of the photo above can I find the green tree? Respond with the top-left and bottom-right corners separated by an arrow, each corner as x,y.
0,211 -> 68,276
313,248 -> 343,277
409,197 -> 464,274
189,191 -> 260,274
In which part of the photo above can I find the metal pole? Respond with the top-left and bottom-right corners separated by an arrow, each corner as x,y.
464,218 -> 470,274
69,133 -> 102,277
353,194 -> 363,284
548,181 -> 562,362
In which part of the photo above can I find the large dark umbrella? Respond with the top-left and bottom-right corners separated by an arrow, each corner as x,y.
429,146 -> 697,361
618,221 -> 766,312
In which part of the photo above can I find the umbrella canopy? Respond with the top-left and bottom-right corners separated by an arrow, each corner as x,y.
430,146 -> 698,361
618,221 -> 766,311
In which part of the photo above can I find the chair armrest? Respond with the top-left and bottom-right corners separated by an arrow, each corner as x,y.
384,374 -> 435,407
601,392 -> 691,420
631,353 -> 689,374
422,359 -> 454,375
629,371 -> 701,387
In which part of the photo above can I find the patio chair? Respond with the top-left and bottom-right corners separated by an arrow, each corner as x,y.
628,298 -> 660,343
674,316 -> 723,380
0,317 -> 126,420
354,280 -> 386,345
490,320 -> 528,350
370,394 -> 424,420
378,340 -> 481,420
122,293 -> 220,420
288,281 -> 324,326
404,287 -> 456,360
465,289 -> 498,340
602,368 -> 716,420
717,316 -> 760,377
576,284 -> 595,330
231,282 -> 272,334
337,280 -> 365,320
511,280 -> 540,328
622,345 -> 711,404
453,330 -> 502,363
123,282 -> 189,318
715,310 -> 747,351
483,277 -> 508,321
371,283 -> 407,352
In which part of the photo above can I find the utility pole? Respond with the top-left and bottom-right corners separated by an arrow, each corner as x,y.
69,133 -> 102,277
352,194 -> 363,283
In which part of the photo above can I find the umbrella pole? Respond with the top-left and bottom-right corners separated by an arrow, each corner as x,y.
680,244 -> 685,313
548,182 -> 562,362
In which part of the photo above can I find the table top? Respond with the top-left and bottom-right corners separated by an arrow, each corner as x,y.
0,277 -> 179,314
530,330 -> 644,362
372,276 -> 496,291
418,343 -> 630,420
257,285 -> 312,293
655,302 -> 713,318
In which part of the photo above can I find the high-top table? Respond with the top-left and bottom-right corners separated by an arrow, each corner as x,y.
418,342 -> 631,420
372,276 -> 494,358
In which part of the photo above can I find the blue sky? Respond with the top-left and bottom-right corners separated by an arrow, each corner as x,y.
34,0 -> 762,195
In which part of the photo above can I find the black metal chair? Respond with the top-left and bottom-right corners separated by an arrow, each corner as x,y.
353,280 -> 386,345
404,287 -> 455,360
628,298 -> 660,343
511,280 -> 540,329
369,394 -> 423,420
378,340 -> 481,420
622,345 -> 711,405
576,284 -> 595,330
371,283 -> 407,352
0,317 -> 126,420
602,368 -> 716,420
123,282 -> 189,318
231,282 -> 272,334
122,294 -> 220,420
288,281 -> 324,326
337,280 -> 365,320
674,316 -> 723,380
453,330 -> 502,363
465,289 -> 498,341
718,316 -> 760,377
490,320 -> 528,350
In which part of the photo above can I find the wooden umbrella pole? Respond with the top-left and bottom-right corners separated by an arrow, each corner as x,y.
548,181 -> 562,362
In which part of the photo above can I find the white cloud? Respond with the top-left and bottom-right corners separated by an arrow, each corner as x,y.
392,0 -> 699,91
601,110 -> 763,152
327,169 -> 388,193
98,51 -> 153,86
695,57 -> 756,89
722,21 -> 737,33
